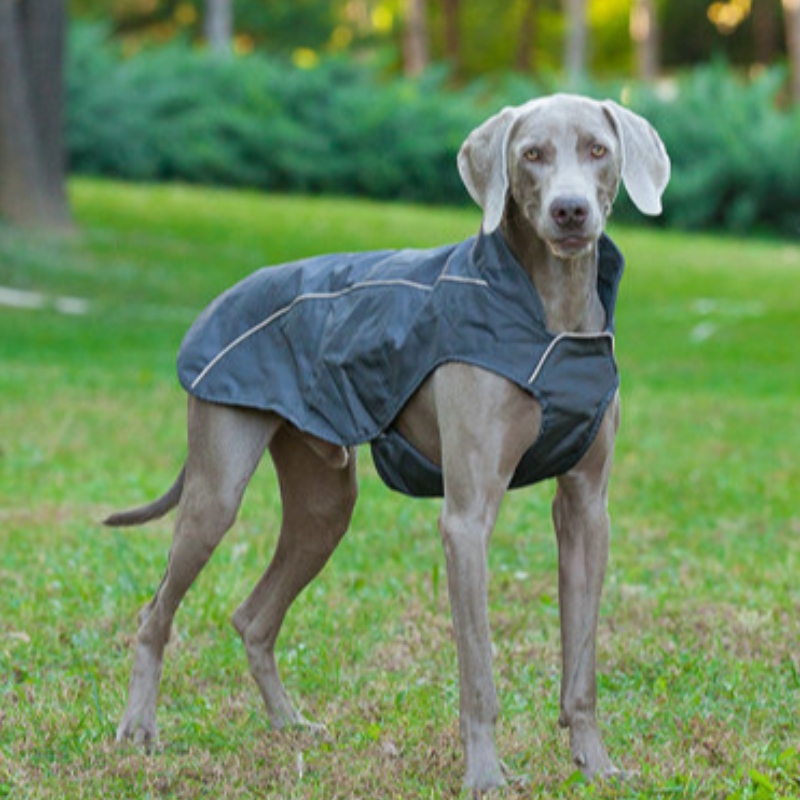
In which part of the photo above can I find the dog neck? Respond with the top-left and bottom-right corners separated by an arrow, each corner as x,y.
500,211 -> 606,335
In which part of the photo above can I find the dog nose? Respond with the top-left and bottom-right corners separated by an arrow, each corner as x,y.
550,196 -> 590,230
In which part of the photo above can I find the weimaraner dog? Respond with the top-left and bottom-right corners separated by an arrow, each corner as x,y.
106,94 -> 669,792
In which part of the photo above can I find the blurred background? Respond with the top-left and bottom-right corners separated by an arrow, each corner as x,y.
2,0 -> 800,236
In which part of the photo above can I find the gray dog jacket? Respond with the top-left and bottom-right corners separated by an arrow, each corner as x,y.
178,230 -> 624,498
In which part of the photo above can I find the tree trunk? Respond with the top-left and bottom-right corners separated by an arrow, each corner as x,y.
515,0 -> 537,73
563,0 -> 587,85
19,0 -> 70,219
752,0 -> 779,64
630,0 -> 659,81
403,0 -> 429,76
784,0 -> 800,103
0,0 -> 71,228
204,0 -> 233,57
441,0 -> 460,75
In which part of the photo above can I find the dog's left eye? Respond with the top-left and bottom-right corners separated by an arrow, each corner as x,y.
590,144 -> 607,159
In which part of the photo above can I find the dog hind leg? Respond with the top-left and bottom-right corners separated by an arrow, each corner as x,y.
231,428 -> 357,729
116,399 -> 279,747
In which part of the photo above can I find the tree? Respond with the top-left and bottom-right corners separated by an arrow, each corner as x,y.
0,0 -> 71,228
630,0 -> 659,80
784,0 -> 800,102
563,0 -> 587,84
441,0 -> 461,74
515,0 -> 538,73
752,0 -> 780,64
403,0 -> 430,76
204,0 -> 233,55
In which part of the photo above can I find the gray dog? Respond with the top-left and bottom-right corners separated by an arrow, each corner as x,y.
106,94 -> 670,792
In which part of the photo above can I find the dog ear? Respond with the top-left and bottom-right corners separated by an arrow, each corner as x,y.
602,101 -> 670,216
458,106 -> 519,233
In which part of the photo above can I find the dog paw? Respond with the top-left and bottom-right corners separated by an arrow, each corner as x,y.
569,723 -> 618,782
463,759 -> 506,795
464,773 -> 506,798
270,708 -> 328,737
116,714 -> 158,752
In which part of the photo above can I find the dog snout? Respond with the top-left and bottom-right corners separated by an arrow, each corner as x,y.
550,196 -> 590,231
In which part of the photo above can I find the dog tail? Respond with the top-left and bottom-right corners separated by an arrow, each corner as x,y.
103,466 -> 186,528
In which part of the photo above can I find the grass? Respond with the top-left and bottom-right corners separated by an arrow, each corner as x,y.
1,178 -> 799,799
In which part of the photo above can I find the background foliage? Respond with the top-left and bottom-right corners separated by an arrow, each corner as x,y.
67,25 -> 478,205
69,0 -> 793,79
623,63 -> 800,235
67,24 -> 800,236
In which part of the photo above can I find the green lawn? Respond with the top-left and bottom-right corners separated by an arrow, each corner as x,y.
1,178 -> 799,799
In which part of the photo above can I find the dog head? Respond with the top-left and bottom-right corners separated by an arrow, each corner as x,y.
458,94 -> 670,258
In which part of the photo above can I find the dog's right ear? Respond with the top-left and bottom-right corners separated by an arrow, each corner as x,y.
458,106 -> 519,234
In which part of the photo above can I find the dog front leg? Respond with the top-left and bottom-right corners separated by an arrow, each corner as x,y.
552,409 -> 620,780
431,364 -> 540,792
439,489 -> 506,793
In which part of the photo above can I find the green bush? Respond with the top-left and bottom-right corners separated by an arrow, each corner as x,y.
623,62 -> 800,236
66,25 -> 485,205
66,24 -> 800,236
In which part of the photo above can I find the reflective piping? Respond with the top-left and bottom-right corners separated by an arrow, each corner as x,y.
527,331 -> 615,385
191,275 -> 488,390
439,275 -> 489,288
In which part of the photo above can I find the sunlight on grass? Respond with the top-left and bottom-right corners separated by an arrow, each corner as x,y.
1,179 -> 799,798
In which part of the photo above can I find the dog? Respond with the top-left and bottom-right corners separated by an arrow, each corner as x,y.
106,93 -> 670,792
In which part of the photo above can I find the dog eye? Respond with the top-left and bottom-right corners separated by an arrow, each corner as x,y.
590,144 -> 607,159
523,147 -> 541,163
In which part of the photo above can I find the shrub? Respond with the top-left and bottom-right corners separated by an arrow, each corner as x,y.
66,24 -> 800,236
66,25 -> 486,206
624,62 -> 800,236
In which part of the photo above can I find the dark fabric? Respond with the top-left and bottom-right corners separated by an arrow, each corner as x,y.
178,230 -> 624,497
371,336 -> 618,497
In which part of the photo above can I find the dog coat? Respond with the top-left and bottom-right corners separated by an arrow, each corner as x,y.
178,230 -> 623,497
